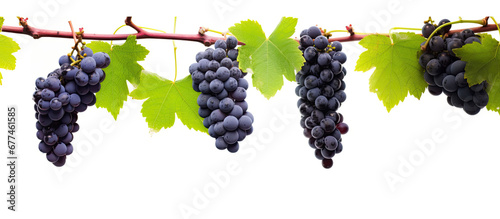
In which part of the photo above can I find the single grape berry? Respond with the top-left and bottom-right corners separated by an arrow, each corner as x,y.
422,23 -> 435,38
322,159 -> 333,169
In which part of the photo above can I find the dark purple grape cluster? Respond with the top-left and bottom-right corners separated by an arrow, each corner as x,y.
33,46 -> 110,166
189,36 -> 253,153
420,19 -> 488,115
296,26 -> 349,169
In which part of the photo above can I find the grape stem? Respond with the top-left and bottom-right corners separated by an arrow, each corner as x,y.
421,17 -> 489,50
110,24 -> 168,47
173,17 -> 178,83
2,16 -> 499,45
321,23 -> 498,43
490,16 -> 500,36
68,21 -> 77,44
2,16 -> 242,46
327,30 -> 349,33
200,27 -> 232,37
327,30 -> 373,35
388,27 -> 422,44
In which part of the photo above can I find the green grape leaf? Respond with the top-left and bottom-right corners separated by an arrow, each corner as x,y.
129,72 -> 207,133
0,17 -> 21,85
229,17 -> 304,99
454,33 -> 500,114
86,35 -> 149,119
355,33 -> 427,112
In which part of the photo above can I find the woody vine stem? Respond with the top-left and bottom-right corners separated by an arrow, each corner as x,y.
1,16 -> 499,45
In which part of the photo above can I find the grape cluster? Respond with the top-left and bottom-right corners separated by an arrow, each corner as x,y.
33,46 -> 110,166
420,19 -> 488,115
296,26 -> 349,169
189,36 -> 253,153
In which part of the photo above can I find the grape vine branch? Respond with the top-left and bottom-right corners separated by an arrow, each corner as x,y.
2,17 -> 237,46
1,16 -> 498,45
1,15 -> 499,144
2,15 -> 500,119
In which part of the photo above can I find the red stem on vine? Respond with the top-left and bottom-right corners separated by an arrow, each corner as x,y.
325,22 -> 498,43
326,34 -> 370,42
2,16 -> 500,44
2,16 -> 242,46
124,17 -> 144,34
68,21 -> 77,44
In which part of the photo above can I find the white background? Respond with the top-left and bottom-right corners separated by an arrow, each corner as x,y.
1,0 -> 500,218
